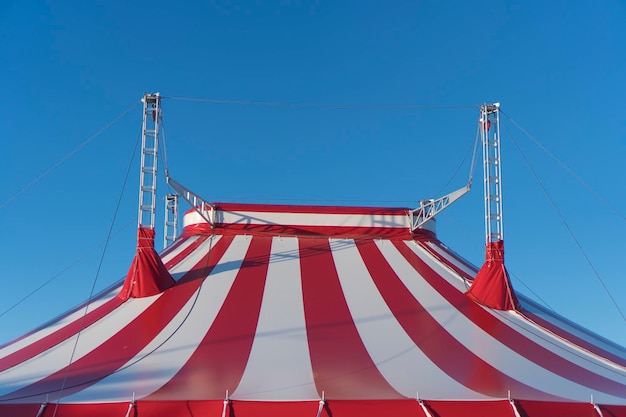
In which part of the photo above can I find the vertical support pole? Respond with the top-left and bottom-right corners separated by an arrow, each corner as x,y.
480,103 -> 503,245
138,92 -> 161,235
468,102 -> 517,311
164,193 -> 179,248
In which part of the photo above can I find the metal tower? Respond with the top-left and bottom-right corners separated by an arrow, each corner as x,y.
480,102 -> 504,244
138,92 -> 162,231
164,193 -> 179,248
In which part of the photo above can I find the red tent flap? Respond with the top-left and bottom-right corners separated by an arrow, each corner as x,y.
321,399 -> 425,417
516,400 -> 598,417
427,399 -> 515,417
466,240 -> 518,310
118,227 -> 175,300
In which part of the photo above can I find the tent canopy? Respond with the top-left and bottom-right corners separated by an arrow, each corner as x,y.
1,202 -> 625,417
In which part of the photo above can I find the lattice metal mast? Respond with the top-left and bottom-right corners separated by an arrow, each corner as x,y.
164,193 -> 179,248
480,102 -> 504,244
138,92 -> 162,230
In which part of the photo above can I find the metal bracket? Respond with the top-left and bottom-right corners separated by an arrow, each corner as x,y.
221,390 -> 230,417
416,390 -> 435,417
508,390 -> 522,417
592,394 -> 605,417
123,392 -> 136,417
316,391 -> 326,417
35,395 -> 48,417
166,176 -> 215,227
409,184 -> 470,232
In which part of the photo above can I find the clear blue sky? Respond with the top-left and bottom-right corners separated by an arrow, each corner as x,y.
1,1 -> 625,346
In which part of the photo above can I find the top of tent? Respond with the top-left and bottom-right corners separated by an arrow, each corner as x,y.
183,201 -> 437,239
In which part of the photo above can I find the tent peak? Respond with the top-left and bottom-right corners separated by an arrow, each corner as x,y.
181,200 -> 438,239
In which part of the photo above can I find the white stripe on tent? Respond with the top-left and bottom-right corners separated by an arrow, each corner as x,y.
0,233 -> 200,359
424,241 -> 626,382
64,235 -> 251,402
62,285 -> 200,402
423,241 -> 478,278
490,308 -> 626,382
189,209 -> 411,230
332,239 -> 489,400
232,236 -> 318,400
522,299 -> 626,364
383,241 -> 626,403
168,235 -> 221,280
160,235 -> 200,265
0,295 -> 159,397
0,287 -> 119,359
425,239 -> 626,368
412,242 -> 626,391
412,241 -> 470,292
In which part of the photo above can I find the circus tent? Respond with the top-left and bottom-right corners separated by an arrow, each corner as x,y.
1,97 -> 626,417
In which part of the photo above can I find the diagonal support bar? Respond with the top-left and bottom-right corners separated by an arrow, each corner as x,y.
166,176 -> 215,227
409,184 -> 470,232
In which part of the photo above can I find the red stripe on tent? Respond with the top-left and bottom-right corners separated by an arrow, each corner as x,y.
523,310 -> 626,369
299,238 -> 405,400
356,240 -> 554,399
163,235 -> 210,269
0,235 -> 234,402
425,239 -> 626,363
212,223 -> 419,239
422,240 -> 626,367
398,240 -> 626,399
0,235 -> 209,372
175,235 -> 228,285
159,234 -> 187,258
429,240 -> 479,278
147,235 -> 271,400
0,282 -> 122,350
0,296 -> 125,372
416,239 -> 476,281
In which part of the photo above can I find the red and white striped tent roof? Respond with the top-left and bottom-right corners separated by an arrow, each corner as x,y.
2,202 -> 626,417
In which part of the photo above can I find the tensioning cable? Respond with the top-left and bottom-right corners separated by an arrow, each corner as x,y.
51,127 -> 142,417
1,100 -> 141,210
502,121 -> 626,326
164,95 -> 478,110
501,110 -> 625,222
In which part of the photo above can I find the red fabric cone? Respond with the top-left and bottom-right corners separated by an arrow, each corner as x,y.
466,240 -> 518,310
118,227 -> 175,300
